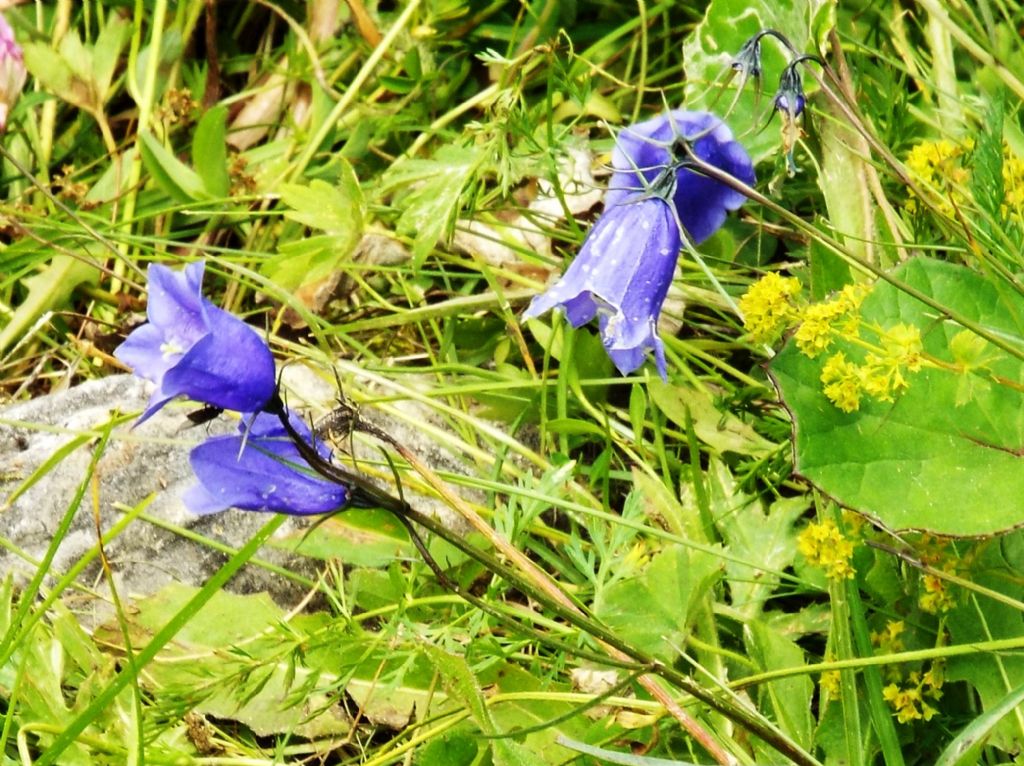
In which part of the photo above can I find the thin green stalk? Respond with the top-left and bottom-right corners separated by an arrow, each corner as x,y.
827,555 -> 864,765
115,0 -> 169,291
735,634 -> 1024,689
843,542 -> 905,765
968,593 -> 1024,739
0,427 -> 115,668
288,0 -> 423,181
556,324 -> 573,456
90,477 -> 144,766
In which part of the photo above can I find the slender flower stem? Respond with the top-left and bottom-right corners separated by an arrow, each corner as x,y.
387,438 -> 819,765
282,397 -> 820,765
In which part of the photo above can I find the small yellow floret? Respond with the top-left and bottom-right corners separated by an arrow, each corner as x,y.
819,670 -> 841,698
739,273 -> 802,342
883,662 -> 945,724
820,352 -> 863,413
797,519 -> 856,580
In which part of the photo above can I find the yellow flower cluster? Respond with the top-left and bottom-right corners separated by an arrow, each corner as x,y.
797,519 -> 856,580
819,669 -> 841,699
739,274 -> 925,411
820,352 -> 863,413
1005,153 -> 1024,217
905,139 -> 972,216
738,272 -> 802,342
793,284 -> 868,357
906,137 -> 1024,223
819,323 -> 924,412
882,667 -> 944,724
913,534 -> 963,614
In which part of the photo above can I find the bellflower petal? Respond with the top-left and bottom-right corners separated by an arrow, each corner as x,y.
115,262 -> 276,423
523,196 -> 681,378
0,13 -> 25,132
605,110 -> 755,245
183,410 -> 347,515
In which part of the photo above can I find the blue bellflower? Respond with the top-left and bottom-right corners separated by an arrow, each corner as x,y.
604,110 -> 755,245
115,262 -> 277,423
524,111 -> 753,378
773,57 -> 812,119
183,410 -> 348,515
523,192 -> 680,378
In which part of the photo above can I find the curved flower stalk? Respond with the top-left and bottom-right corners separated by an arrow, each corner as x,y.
115,262 -> 276,424
524,111 -> 754,378
183,410 -> 347,515
0,13 -> 25,131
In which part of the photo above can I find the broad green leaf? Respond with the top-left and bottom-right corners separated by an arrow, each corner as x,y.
85,149 -> 136,203
139,131 -> 209,203
681,0 -> 835,162
91,15 -> 129,102
382,145 -> 482,268
945,538 -> 1024,750
22,41 -> 91,111
192,104 -> 230,198
487,664 -> 611,759
771,257 -> 1024,536
707,460 -> 807,617
936,679 -> 1024,766
817,99 -> 878,273
123,585 -> 350,738
271,508 -> 413,567
263,173 -> 365,296
594,543 -> 723,662
632,467 -> 690,539
419,644 -> 496,733
418,729 -> 480,766
417,646 -> 555,766
649,379 -> 776,457
278,174 -> 365,234
0,255 -> 99,354
745,621 -> 814,750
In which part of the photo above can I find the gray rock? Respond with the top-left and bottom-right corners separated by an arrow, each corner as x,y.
0,368 -> 480,626
0,375 -> 319,622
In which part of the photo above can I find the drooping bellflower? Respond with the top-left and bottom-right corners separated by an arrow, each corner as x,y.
115,262 -> 276,423
524,111 -> 754,378
0,13 -> 24,132
773,56 -> 815,175
183,410 -> 348,515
